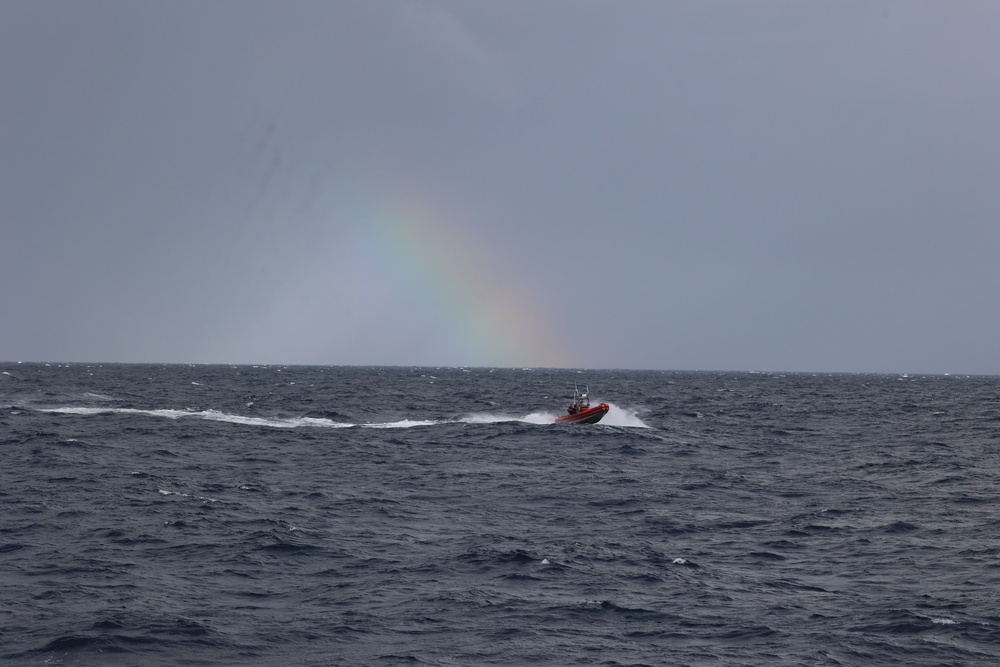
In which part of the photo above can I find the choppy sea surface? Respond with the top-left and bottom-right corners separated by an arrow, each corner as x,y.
3,363 -> 1000,666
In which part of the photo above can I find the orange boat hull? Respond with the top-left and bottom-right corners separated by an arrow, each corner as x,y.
555,403 -> 610,424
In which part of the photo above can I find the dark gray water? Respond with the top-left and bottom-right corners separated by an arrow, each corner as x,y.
3,363 -> 1000,665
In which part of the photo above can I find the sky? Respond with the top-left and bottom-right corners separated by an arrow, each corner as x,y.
3,1 -> 1000,373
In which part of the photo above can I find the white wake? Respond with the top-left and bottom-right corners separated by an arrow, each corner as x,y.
35,402 -> 649,429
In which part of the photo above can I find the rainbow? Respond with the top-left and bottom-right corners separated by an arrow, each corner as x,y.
350,192 -> 575,368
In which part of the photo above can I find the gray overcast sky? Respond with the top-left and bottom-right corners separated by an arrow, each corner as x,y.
3,1 -> 999,373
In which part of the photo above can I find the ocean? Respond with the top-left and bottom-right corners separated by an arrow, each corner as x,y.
2,363 -> 1000,666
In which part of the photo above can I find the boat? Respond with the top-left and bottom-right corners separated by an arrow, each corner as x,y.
555,386 -> 609,424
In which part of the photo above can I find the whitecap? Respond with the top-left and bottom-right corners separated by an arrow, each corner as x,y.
159,488 -> 216,502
